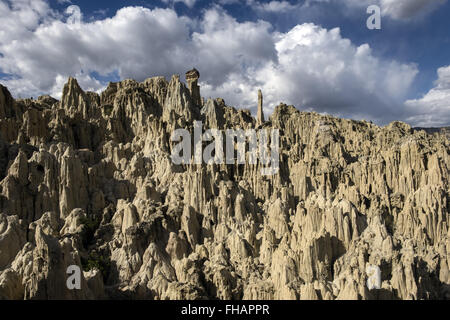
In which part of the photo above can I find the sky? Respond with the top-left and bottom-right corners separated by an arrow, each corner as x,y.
0,0 -> 449,127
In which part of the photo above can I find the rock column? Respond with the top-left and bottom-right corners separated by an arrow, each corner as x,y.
257,89 -> 265,125
186,68 -> 202,106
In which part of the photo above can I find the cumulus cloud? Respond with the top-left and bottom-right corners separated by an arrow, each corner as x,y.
162,0 -> 197,8
191,8 -> 276,86
251,0 -> 299,13
308,0 -> 447,20
0,0 -> 446,126
0,0 -> 55,42
0,1 -> 192,97
404,66 -> 450,127
201,23 -> 418,124
380,0 -> 447,19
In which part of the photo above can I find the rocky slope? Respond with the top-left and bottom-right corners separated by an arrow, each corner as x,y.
0,74 -> 448,300
414,127 -> 450,140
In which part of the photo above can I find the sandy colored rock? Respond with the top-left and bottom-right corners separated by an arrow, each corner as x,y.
0,73 -> 448,300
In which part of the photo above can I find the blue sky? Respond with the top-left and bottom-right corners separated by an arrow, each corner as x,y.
1,0 -> 449,126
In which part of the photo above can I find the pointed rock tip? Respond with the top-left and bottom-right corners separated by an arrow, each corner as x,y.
65,76 -> 82,90
67,76 -> 77,84
0,82 -> 12,97
62,76 -> 84,100
186,68 -> 200,77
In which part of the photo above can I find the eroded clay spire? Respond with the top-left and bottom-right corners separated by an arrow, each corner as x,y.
257,89 -> 265,125
186,68 -> 202,106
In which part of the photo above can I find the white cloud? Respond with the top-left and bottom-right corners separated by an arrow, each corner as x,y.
0,0 -> 55,43
162,0 -> 197,8
251,0 -> 299,12
191,8 -> 276,86
307,0 -> 447,20
0,1 -> 447,126
201,23 -> 418,124
0,3 -> 193,97
380,0 -> 447,20
404,66 -> 450,127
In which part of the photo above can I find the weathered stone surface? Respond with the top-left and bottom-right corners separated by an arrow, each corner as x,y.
0,72 -> 448,300
0,214 -> 26,270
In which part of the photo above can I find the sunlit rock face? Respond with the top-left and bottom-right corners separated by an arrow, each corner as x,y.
0,74 -> 448,300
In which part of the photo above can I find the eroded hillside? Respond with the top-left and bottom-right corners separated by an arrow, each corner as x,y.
0,74 -> 449,300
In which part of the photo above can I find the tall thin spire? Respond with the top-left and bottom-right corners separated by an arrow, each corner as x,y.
186,68 -> 201,106
257,89 -> 265,125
